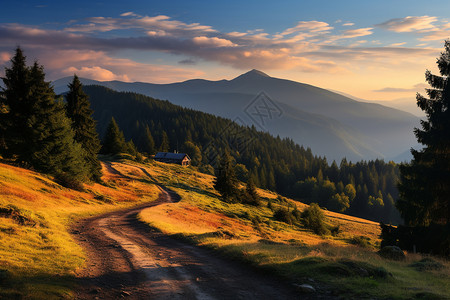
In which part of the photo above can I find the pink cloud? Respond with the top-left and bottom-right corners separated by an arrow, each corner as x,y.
377,16 -> 437,32
0,52 -> 11,63
192,36 -> 236,47
64,66 -> 130,81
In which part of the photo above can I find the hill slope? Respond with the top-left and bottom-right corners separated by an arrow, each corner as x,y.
2,159 -> 448,299
53,70 -> 419,161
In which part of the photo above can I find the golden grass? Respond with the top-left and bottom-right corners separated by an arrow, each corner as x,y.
0,160 -> 160,299
2,158 -> 449,299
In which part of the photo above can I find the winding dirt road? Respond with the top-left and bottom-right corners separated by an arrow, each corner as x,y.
72,186 -> 314,299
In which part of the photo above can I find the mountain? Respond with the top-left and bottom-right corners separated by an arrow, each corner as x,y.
54,70 -> 420,162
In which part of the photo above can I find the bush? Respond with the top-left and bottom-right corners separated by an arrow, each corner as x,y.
55,173 -> 85,191
273,208 -> 297,225
301,203 -> 329,235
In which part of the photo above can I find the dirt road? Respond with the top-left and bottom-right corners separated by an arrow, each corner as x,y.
72,187 -> 312,299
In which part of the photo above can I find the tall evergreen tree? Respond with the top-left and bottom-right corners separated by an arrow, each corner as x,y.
214,150 -> 238,202
0,47 -> 32,160
1,48 -> 87,183
65,75 -> 102,182
102,117 -> 126,155
397,40 -> 450,226
27,62 -> 87,181
141,125 -> 155,155
159,130 -> 169,152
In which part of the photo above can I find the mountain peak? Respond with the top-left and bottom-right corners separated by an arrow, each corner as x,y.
232,69 -> 270,81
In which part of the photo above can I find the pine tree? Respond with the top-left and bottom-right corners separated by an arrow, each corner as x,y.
243,177 -> 260,206
1,48 -> 87,183
141,125 -> 155,155
159,130 -> 169,152
214,150 -> 238,202
397,40 -> 450,226
65,75 -> 102,182
102,117 -> 126,155
0,47 -> 32,160
27,62 -> 87,181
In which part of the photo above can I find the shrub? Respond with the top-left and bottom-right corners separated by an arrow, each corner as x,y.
54,173 -> 85,191
273,207 -> 297,225
301,203 -> 329,235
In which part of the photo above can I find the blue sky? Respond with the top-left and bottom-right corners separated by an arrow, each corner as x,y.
1,0 -> 450,100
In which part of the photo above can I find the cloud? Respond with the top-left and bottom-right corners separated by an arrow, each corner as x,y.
342,23 -> 354,26
337,27 -> 373,39
0,51 -> 10,63
282,21 -> 333,35
373,83 -> 428,93
0,13 -> 444,81
192,36 -> 236,47
178,59 -> 197,65
376,16 -> 437,32
64,66 -> 130,81
120,12 -> 140,17
390,42 -> 407,46
419,30 -> 450,41
65,14 -> 217,36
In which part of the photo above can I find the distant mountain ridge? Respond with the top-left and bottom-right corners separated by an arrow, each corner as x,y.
53,70 -> 419,162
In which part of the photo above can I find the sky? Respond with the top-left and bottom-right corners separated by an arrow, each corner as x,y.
1,0 -> 450,101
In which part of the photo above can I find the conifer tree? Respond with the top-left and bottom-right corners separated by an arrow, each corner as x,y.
27,62 -> 87,181
141,125 -> 155,155
214,150 -> 238,202
397,40 -> 450,226
102,117 -> 126,155
159,130 -> 169,152
65,75 -> 102,182
243,177 -> 260,206
0,47 -> 32,159
1,48 -> 87,183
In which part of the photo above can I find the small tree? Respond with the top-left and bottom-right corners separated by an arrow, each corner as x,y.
213,150 -> 238,202
159,130 -> 170,152
102,117 -> 126,155
301,203 -> 329,235
65,75 -> 102,182
397,40 -> 450,226
141,125 -> 156,155
242,178 -> 260,206
182,141 -> 201,166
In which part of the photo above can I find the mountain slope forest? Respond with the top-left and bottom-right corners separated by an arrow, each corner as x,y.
83,85 -> 401,224
54,70 -> 420,162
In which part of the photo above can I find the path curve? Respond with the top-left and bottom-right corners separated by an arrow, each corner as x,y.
72,185 -> 319,299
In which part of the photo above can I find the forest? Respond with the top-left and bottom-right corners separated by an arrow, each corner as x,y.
84,85 -> 402,224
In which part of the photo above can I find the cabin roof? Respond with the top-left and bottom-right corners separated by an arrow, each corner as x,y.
154,152 -> 190,160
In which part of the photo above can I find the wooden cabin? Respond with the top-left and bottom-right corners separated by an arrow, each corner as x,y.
154,152 -> 191,166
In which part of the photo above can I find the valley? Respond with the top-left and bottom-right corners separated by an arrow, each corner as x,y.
53,70 -> 420,162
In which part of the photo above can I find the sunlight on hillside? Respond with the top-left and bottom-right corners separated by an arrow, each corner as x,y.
0,160 -> 160,299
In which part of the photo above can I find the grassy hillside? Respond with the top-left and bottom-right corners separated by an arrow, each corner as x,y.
0,159 -> 160,299
135,160 -> 450,300
0,159 -> 448,299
